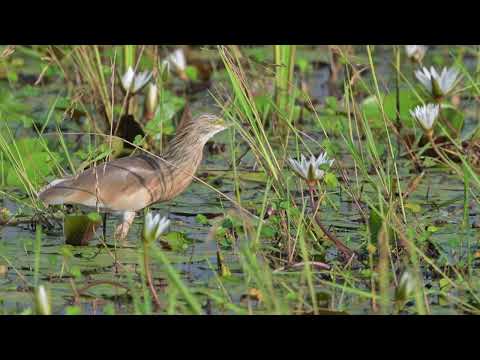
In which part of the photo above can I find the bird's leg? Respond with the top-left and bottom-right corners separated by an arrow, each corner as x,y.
114,211 -> 136,242
102,213 -> 107,241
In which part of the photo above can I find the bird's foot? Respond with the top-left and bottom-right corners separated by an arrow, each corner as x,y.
114,223 -> 129,243
113,211 -> 136,245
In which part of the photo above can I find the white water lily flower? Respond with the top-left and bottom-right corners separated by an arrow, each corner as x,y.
288,152 -> 334,186
144,83 -> 158,120
164,48 -> 186,72
410,103 -> 439,133
396,270 -> 416,302
163,49 -> 188,80
159,60 -> 170,82
121,67 -> 135,91
415,66 -> 460,98
121,66 -> 153,95
143,212 -> 170,244
405,45 -> 427,63
35,285 -> 51,315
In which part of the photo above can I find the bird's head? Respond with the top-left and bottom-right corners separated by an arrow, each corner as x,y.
185,114 -> 229,144
163,113 -> 229,161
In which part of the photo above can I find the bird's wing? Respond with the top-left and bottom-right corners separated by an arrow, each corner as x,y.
38,154 -> 170,211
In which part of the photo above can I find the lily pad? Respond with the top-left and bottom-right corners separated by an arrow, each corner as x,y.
361,89 -> 421,129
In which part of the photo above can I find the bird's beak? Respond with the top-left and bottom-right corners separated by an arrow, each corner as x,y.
215,117 -> 230,130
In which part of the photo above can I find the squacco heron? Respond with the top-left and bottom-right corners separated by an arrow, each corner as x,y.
38,114 -> 228,241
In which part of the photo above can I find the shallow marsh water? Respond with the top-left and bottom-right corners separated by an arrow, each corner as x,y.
1,146 -> 477,314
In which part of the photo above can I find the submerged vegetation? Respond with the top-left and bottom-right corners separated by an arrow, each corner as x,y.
1,45 -> 480,315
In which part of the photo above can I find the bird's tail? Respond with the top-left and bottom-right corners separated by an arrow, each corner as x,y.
37,178 -> 70,205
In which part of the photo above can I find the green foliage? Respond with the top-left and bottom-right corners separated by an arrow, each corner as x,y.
296,57 -> 312,74
65,305 -> 82,315
325,96 -> 338,113
87,212 -> 102,223
254,94 -> 273,121
244,47 -> 270,63
103,303 -> 116,315
324,172 -> 338,189
361,89 -> 421,128
163,231 -> 192,252
274,45 -> 296,122
368,207 -> 383,245
404,202 -> 422,214
195,213 -> 209,225
69,266 -> 82,279
438,104 -> 464,138
185,65 -> 199,81
1,137 -> 59,190
60,245 -> 75,259
0,55 -> 24,83
0,88 -> 35,126
123,45 -> 136,71
144,89 -> 184,138
259,224 -> 276,239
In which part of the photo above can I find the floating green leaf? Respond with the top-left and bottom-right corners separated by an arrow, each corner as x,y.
361,89 -> 421,128
195,213 -> 209,225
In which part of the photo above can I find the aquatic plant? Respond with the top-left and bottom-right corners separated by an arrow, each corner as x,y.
163,48 -> 188,80
120,66 -> 153,95
286,150 -> 353,259
287,152 -> 334,187
144,83 -> 159,121
35,285 -> 51,315
143,212 -> 170,244
405,45 -> 426,63
415,66 -> 460,99
142,212 -> 170,310
273,45 -> 296,125
410,103 -> 439,137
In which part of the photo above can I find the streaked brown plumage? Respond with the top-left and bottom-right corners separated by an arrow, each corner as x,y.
38,114 -> 227,240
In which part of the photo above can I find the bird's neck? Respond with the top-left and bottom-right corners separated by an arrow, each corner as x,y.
161,130 -> 207,171
144,127 -> 214,203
